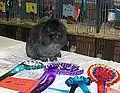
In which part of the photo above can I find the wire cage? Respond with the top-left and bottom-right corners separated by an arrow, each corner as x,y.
0,0 -> 120,38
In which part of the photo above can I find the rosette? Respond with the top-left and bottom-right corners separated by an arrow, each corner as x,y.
65,76 -> 92,93
87,64 -> 120,93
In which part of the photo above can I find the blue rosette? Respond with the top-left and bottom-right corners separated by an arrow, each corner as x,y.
66,76 -> 92,93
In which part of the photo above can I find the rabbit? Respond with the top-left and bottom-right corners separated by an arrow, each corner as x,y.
26,20 -> 67,62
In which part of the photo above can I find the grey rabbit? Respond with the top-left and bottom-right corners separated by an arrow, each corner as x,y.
26,20 -> 67,62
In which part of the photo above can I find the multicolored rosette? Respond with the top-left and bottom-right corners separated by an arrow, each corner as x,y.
65,76 -> 92,93
87,64 -> 120,93
44,63 -> 84,76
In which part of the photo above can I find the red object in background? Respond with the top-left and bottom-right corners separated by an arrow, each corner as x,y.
107,21 -> 114,26
52,6 -> 56,12
0,77 -> 40,93
72,6 -> 80,21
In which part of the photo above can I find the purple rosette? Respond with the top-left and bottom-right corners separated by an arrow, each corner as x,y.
44,63 -> 84,76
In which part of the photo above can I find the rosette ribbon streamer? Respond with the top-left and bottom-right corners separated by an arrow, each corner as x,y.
31,64 -> 58,93
0,62 -> 44,81
31,72 -> 57,93
88,64 -> 120,93
66,76 -> 92,93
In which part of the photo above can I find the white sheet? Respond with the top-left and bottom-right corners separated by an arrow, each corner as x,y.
0,36 -> 119,93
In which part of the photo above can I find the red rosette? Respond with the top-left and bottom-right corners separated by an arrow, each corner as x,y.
87,64 -> 120,93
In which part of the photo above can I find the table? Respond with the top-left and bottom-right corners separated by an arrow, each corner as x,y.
0,36 -> 24,50
0,36 -> 119,93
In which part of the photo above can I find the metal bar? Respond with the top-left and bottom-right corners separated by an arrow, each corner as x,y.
96,0 -> 101,33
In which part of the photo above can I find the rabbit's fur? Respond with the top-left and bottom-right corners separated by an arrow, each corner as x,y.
26,20 -> 67,62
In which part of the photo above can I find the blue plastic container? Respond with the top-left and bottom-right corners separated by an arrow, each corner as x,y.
115,9 -> 120,20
